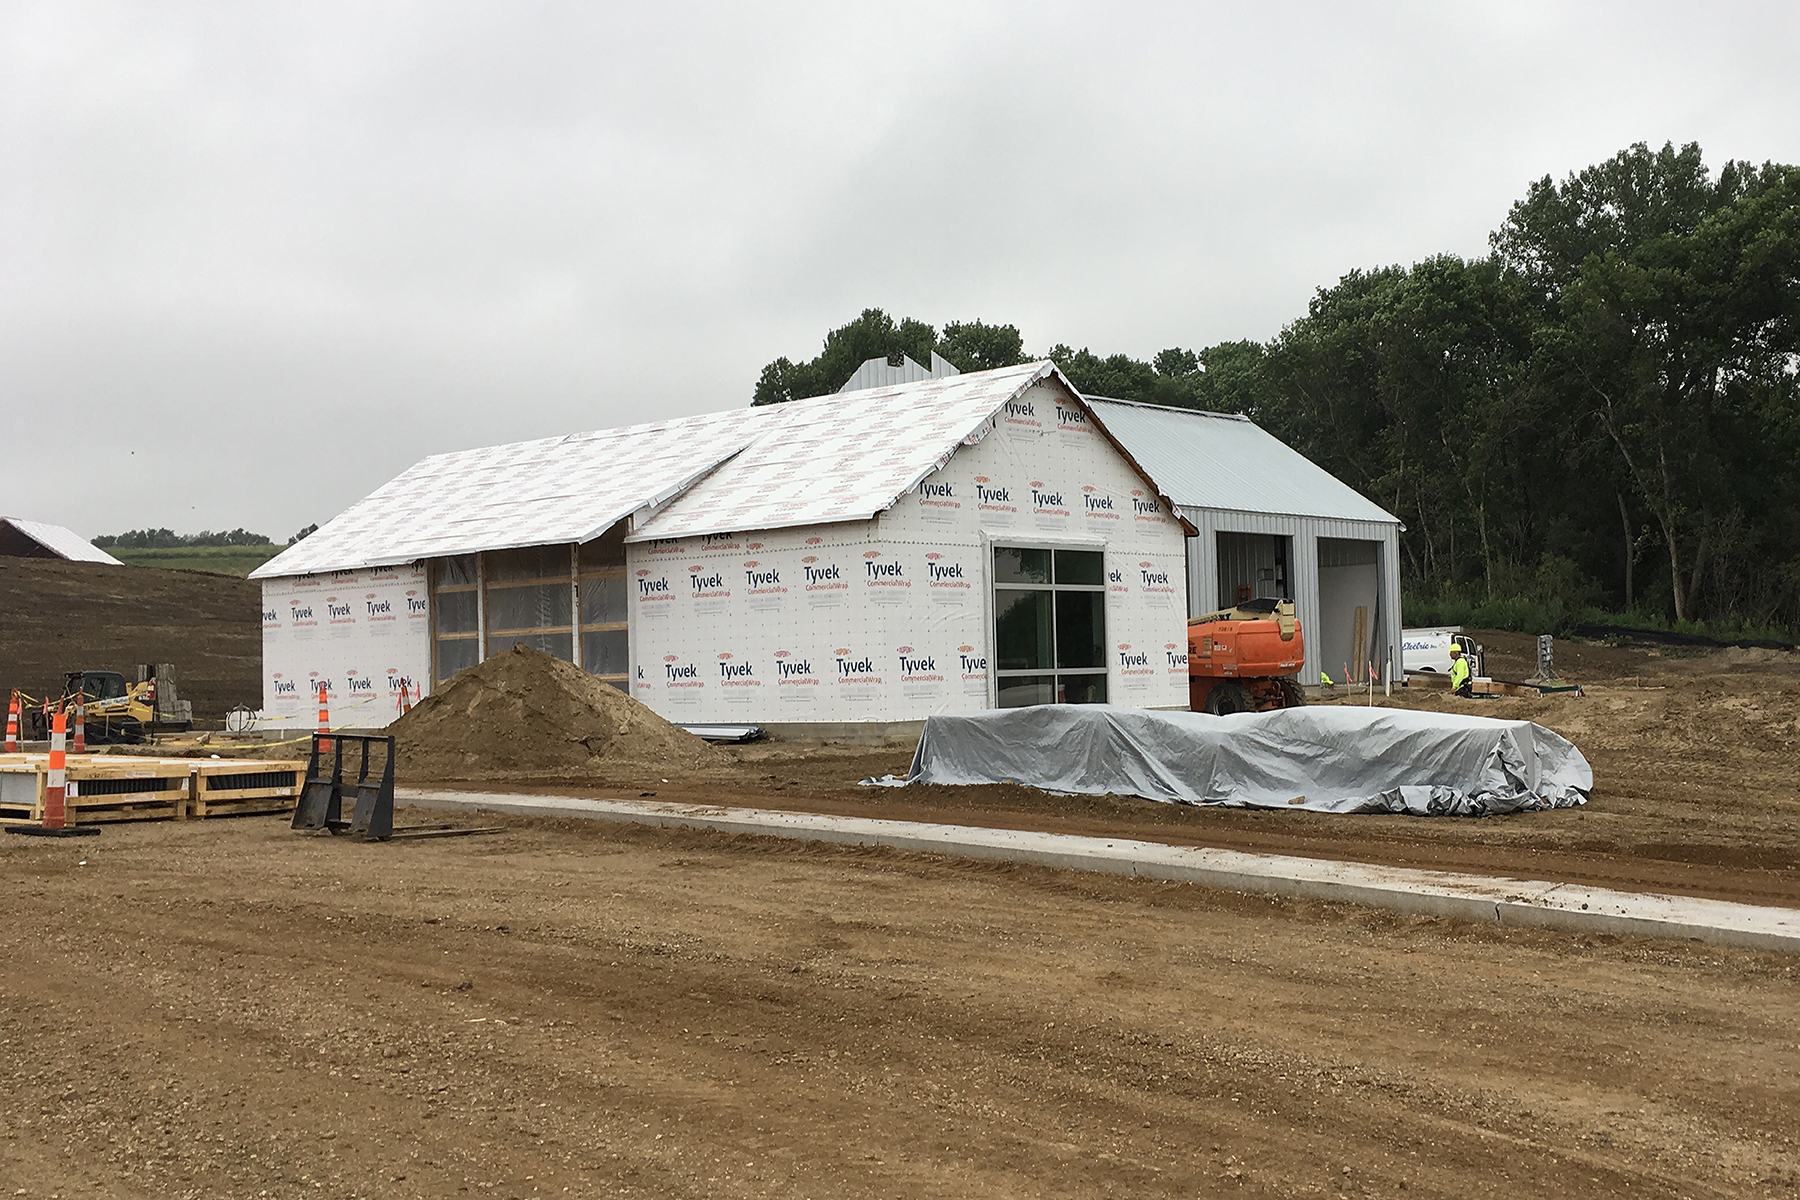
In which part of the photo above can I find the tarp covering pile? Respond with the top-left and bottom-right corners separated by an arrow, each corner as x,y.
886,705 -> 1591,816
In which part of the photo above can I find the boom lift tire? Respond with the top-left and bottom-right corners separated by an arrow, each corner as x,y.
1277,677 -> 1306,709
1203,681 -> 1255,716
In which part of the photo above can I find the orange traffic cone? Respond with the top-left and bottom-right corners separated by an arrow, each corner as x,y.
316,681 -> 332,753
4,692 -> 18,753
72,692 -> 86,754
3,707 -> 99,839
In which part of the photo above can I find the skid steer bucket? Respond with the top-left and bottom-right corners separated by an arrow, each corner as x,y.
291,734 -> 395,841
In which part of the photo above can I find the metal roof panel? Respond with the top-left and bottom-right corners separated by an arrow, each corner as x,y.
1082,398 -> 1399,526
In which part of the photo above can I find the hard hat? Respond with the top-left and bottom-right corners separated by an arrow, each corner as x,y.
1448,644 -> 1462,656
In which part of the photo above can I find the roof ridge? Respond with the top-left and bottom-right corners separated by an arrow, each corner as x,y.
1085,395 -> 1251,421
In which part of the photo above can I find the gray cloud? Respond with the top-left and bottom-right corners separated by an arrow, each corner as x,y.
4,0 -> 1797,538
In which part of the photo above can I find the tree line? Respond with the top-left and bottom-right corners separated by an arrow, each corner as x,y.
753,142 -> 1800,630
96,524 -> 318,549
95,527 -> 273,549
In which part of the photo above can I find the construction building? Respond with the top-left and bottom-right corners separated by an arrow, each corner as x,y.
249,363 -> 1195,729
1086,399 -> 1404,687
0,517 -> 123,565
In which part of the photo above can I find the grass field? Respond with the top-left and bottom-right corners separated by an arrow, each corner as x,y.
106,543 -> 283,576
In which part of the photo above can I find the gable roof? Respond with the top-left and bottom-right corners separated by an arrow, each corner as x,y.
1083,398 -> 1400,526
251,362 -> 1189,579
0,518 -> 124,565
251,409 -> 766,578
631,361 -> 1088,540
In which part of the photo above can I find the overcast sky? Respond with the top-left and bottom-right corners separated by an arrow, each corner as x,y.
4,1 -> 1797,541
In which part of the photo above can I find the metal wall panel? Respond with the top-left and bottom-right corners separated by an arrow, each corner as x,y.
1180,506 -> 1402,687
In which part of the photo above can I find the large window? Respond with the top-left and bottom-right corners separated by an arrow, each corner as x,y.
429,531 -> 631,690
993,546 -> 1107,707
432,554 -> 481,684
484,545 -> 575,659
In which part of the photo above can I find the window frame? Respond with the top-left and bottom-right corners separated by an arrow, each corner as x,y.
989,540 -> 1109,708
576,527 -> 629,690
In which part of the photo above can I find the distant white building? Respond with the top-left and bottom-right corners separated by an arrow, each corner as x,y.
1085,399 -> 1405,686
0,517 -> 123,565
249,363 -> 1195,728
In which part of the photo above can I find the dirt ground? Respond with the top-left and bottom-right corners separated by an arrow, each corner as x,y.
0,558 -> 260,719
349,630 -> 1796,910
3,813 -> 1798,1200
6,631 -> 1800,1196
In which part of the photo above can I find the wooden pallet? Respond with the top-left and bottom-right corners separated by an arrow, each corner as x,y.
0,755 -> 301,826
190,761 -> 302,818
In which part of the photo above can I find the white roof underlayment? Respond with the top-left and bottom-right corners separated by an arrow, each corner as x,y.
630,361 -> 1130,540
1084,398 -> 1400,526
0,518 -> 124,565
255,361 -> 1183,578
251,410 -> 767,578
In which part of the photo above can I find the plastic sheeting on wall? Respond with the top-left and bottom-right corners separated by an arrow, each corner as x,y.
887,704 -> 1591,816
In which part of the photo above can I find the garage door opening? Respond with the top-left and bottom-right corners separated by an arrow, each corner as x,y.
1317,537 -> 1381,684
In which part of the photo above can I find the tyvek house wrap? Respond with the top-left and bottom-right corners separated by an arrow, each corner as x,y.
894,705 -> 1592,816
624,379 -> 1193,723
259,563 -> 433,727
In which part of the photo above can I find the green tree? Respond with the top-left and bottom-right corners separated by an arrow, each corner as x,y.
1499,143 -> 1800,619
938,321 -> 1031,372
753,308 -> 941,405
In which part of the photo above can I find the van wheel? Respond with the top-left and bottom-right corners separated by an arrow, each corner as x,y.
1204,682 -> 1254,715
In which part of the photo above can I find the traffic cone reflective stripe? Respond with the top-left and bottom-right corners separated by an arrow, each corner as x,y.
44,710 -> 68,830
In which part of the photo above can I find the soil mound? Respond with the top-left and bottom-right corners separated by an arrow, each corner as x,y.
388,644 -> 729,781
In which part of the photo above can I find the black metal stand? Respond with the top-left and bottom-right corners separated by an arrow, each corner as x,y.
291,734 -> 395,841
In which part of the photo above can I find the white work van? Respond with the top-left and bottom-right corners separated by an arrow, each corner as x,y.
1401,626 -> 1483,676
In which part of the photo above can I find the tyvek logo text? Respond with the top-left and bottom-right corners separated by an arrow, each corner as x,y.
1116,643 -> 1154,673
924,552 -> 970,589
863,551 -> 907,587
833,648 -> 882,683
973,475 -> 1015,512
895,645 -> 942,682
800,555 -> 846,591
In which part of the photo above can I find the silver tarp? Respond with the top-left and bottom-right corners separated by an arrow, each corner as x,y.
885,705 -> 1591,815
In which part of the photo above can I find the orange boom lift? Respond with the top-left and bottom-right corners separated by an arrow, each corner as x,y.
1187,599 -> 1306,715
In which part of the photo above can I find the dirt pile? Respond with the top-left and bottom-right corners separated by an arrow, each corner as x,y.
389,643 -> 730,781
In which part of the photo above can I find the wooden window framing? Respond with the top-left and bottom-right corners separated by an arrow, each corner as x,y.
482,545 -> 576,661
576,528 -> 629,689
430,554 -> 482,684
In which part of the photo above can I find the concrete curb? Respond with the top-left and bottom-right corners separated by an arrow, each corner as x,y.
397,788 -> 1800,955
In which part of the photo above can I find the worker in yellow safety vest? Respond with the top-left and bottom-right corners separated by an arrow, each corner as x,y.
1448,644 -> 1473,697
